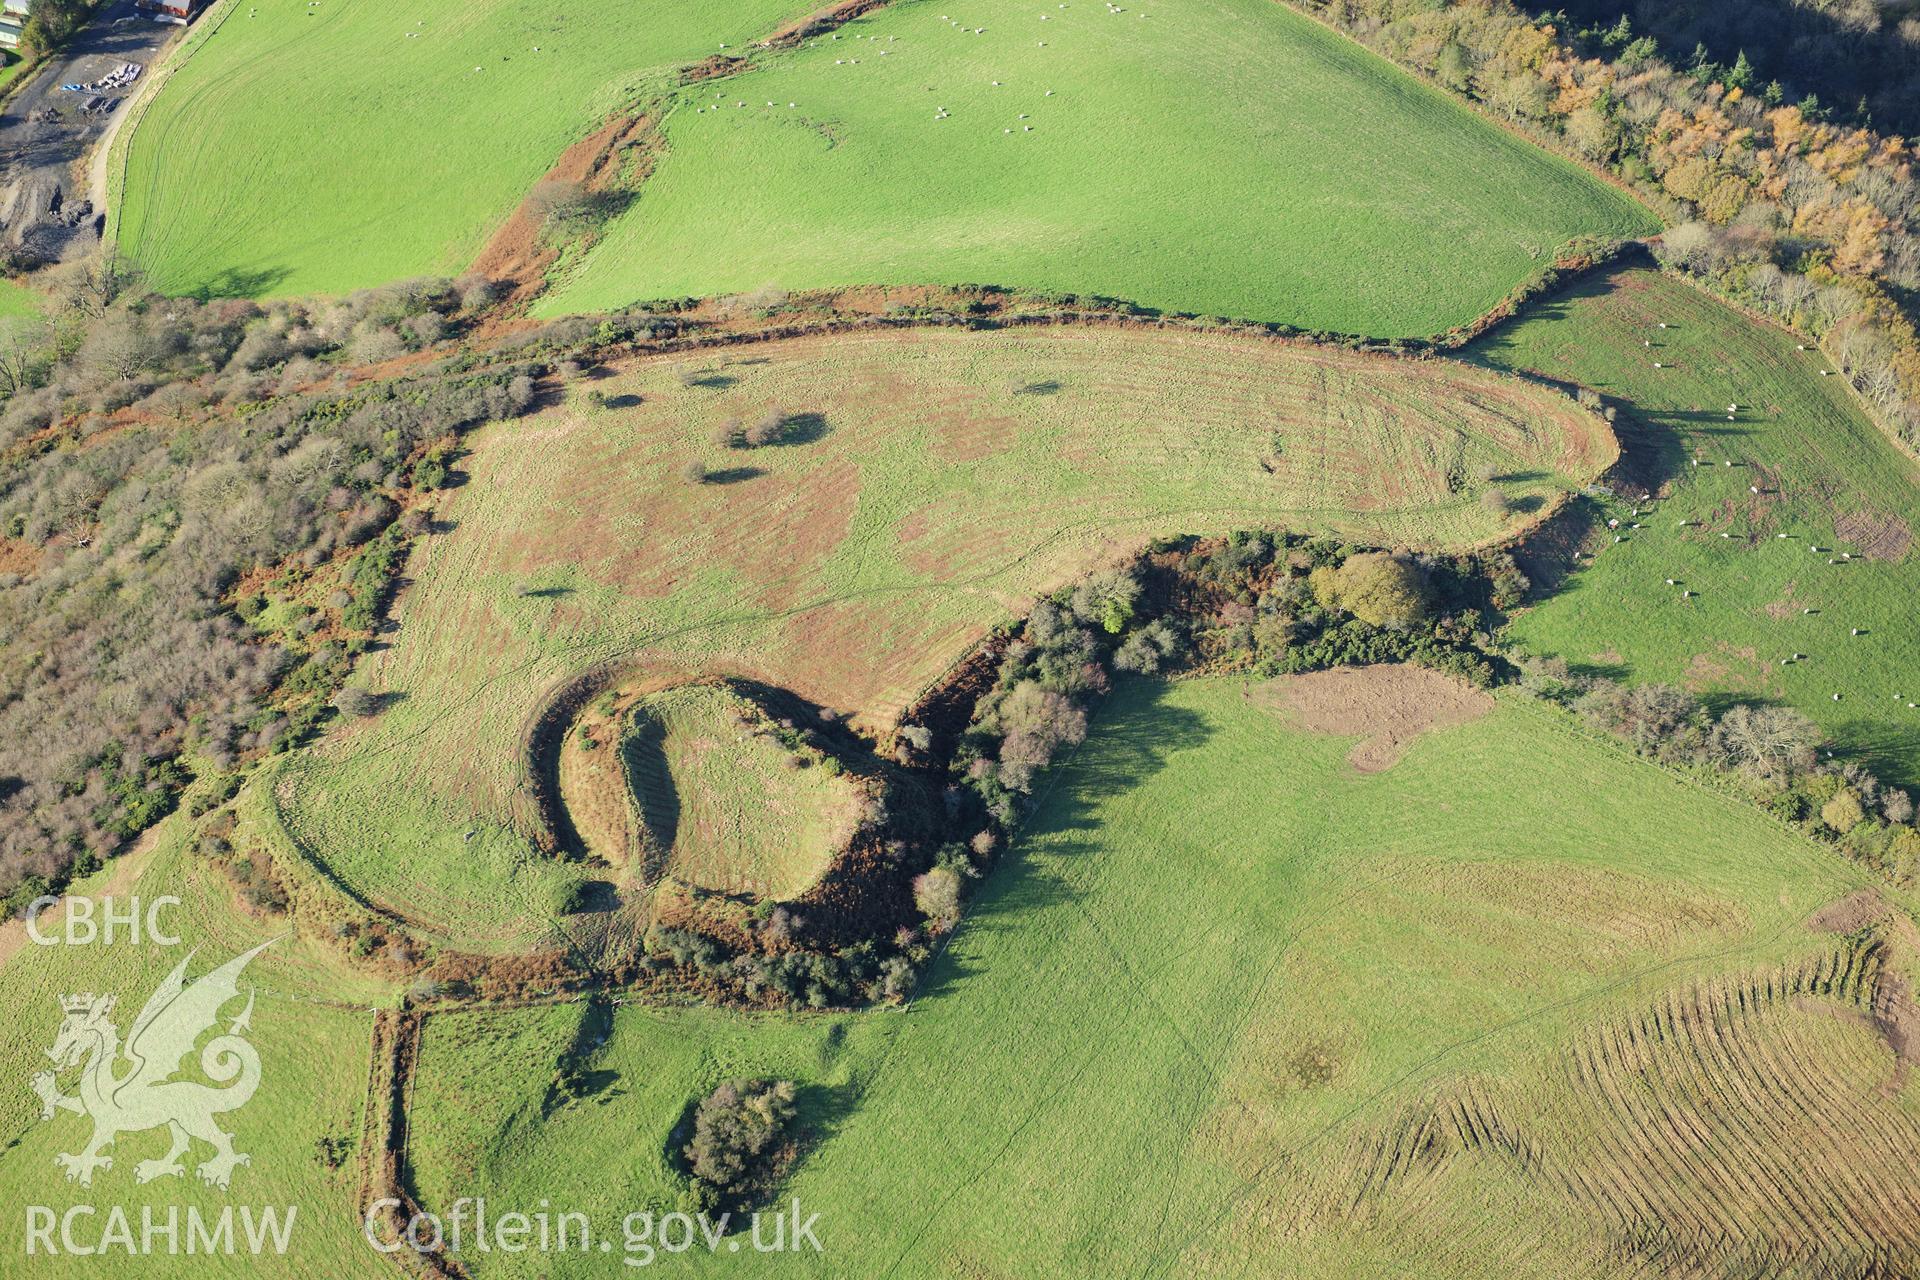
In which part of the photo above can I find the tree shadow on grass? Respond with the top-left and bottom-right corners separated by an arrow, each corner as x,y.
910,679 -> 1212,1005
704,465 -> 766,485
1827,717 -> 1920,791
1566,658 -> 1631,682
186,265 -> 291,301
772,411 -> 830,446
780,1077 -> 862,1195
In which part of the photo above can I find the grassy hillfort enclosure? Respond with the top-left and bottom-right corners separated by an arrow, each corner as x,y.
113,0 -> 1648,331
5,0 -> 1920,1275
262,325 -> 1611,947
620,682 -> 867,900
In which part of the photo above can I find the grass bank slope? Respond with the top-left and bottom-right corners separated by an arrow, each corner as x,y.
113,0 -> 813,299
534,0 -> 1654,333
263,325 -> 1609,947
404,677 -> 1901,1277
1474,264 -> 1920,783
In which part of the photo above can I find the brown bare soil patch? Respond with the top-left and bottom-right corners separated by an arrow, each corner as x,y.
1680,643 -> 1773,695
1809,888 -> 1890,935
1761,579 -> 1801,620
1252,664 -> 1494,772
1835,508 -> 1913,562
469,113 -> 654,308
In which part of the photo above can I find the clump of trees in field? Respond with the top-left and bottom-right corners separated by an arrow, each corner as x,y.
681,1078 -> 799,1213
714,408 -> 816,450
1160,532 -> 1514,686
936,534 -> 1521,925
1308,551 -> 1430,629
0,266 -> 550,915
527,179 -> 632,252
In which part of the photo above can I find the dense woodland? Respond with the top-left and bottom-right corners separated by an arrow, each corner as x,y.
0,267 -> 562,910
1540,0 -> 1920,138
1300,0 -> 1920,451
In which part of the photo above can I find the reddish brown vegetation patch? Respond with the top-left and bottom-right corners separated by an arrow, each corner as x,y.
680,54 -> 748,84
0,536 -> 40,579
1252,664 -> 1494,772
1681,643 -> 1774,695
1809,888 -> 1889,935
1835,508 -> 1913,562
469,114 -> 654,308
760,0 -> 895,48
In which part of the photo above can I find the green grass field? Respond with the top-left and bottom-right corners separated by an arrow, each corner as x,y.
627,684 -> 863,899
1473,264 -> 1920,783
0,276 -> 44,319
257,325 -> 1609,946
538,0 -> 1654,333
404,676 -> 1905,1277
0,821 -> 390,1278
113,0 -> 1651,327
112,0 -> 814,298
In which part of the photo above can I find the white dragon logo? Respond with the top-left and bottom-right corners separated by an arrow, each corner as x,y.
29,939 -> 275,1190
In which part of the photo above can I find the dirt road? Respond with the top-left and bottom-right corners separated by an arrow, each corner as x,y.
0,1 -> 180,263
